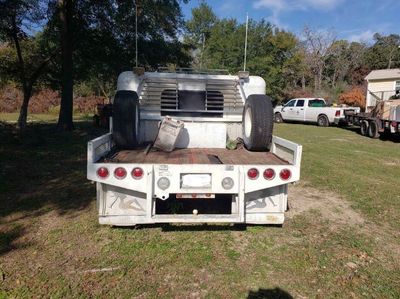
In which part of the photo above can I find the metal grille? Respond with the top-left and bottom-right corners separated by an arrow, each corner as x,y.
139,77 -> 243,116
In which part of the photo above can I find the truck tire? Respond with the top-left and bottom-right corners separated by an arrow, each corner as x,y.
242,94 -> 274,151
360,121 -> 368,136
368,120 -> 380,139
317,114 -> 329,127
274,112 -> 283,123
112,90 -> 140,149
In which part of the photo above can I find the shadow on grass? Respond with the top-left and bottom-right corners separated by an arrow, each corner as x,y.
0,225 -> 27,255
342,125 -> 400,143
114,223 -> 283,231
247,287 -> 293,299
0,121 -> 106,220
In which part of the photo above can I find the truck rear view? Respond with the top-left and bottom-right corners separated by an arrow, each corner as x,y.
87,69 -> 302,225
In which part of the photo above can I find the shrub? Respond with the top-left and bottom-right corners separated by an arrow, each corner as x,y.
338,87 -> 366,110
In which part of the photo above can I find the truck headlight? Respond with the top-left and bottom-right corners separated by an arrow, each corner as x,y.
221,177 -> 234,190
157,177 -> 170,190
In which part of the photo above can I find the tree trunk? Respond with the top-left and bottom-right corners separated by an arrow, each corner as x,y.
314,73 -> 318,91
57,0 -> 74,131
301,74 -> 306,91
17,86 -> 32,130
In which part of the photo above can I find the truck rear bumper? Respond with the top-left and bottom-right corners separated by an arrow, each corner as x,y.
98,213 -> 285,225
88,134 -> 302,225
95,181 -> 289,225
334,117 -> 347,125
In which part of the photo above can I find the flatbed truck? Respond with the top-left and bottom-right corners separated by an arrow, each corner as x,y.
87,69 -> 302,226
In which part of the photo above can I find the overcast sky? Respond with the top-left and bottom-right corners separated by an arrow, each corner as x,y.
181,0 -> 400,43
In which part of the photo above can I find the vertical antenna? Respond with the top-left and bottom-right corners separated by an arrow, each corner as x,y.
243,13 -> 249,71
134,0 -> 138,67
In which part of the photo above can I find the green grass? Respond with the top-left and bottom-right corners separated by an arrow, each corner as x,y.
274,123 -> 400,230
0,121 -> 399,298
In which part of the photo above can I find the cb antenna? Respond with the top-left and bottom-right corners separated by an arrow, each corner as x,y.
134,0 -> 138,67
243,12 -> 249,71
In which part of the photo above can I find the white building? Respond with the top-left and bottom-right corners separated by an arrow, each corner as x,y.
365,69 -> 400,111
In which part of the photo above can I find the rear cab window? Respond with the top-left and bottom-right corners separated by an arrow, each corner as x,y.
296,100 -> 305,107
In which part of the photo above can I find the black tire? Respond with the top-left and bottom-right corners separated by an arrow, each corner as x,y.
360,121 -> 368,136
274,112 -> 283,123
317,114 -> 329,127
368,120 -> 380,139
242,94 -> 274,151
112,90 -> 140,149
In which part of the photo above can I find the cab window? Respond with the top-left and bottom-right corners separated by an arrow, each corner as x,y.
308,99 -> 326,107
285,100 -> 296,107
296,100 -> 305,107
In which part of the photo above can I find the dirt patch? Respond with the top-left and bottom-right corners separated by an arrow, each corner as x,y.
286,182 -> 400,261
287,182 -> 365,227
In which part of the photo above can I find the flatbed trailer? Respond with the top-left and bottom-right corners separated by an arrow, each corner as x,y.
345,111 -> 400,138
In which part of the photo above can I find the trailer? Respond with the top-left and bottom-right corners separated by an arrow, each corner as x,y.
344,101 -> 400,138
87,68 -> 302,226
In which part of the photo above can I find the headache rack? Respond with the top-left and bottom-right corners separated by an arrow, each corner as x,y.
139,76 -> 243,117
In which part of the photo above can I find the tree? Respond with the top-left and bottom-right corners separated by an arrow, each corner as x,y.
55,0 -> 74,130
0,0 -> 53,129
185,1 -> 217,68
364,33 -> 400,70
50,0 -> 191,130
325,40 -> 366,88
302,26 -> 336,91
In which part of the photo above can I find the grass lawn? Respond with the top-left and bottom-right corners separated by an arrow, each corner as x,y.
0,113 -> 92,123
0,121 -> 399,298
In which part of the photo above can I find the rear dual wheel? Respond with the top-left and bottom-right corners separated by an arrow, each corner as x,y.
360,121 -> 368,136
368,120 -> 380,139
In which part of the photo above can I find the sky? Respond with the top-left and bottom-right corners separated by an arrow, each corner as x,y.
181,0 -> 400,43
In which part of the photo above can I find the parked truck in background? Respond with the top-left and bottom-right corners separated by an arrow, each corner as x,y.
344,99 -> 400,138
274,98 -> 360,126
87,68 -> 302,226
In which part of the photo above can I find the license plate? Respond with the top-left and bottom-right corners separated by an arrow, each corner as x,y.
180,173 -> 212,189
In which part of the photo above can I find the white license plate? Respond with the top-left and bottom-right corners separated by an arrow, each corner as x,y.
180,173 -> 212,189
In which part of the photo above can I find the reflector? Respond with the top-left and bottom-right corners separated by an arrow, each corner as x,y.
132,167 -> 144,179
114,167 -> 127,179
280,169 -> 291,180
247,168 -> 259,179
263,168 -> 275,180
97,167 -> 109,178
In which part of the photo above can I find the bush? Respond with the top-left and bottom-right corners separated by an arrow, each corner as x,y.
338,87 -> 366,110
0,85 -> 107,114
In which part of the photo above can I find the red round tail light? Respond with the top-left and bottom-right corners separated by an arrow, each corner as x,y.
131,167 -> 144,179
97,167 -> 109,178
280,169 -> 291,180
114,167 -> 127,179
391,121 -> 397,128
263,168 -> 275,180
247,168 -> 259,179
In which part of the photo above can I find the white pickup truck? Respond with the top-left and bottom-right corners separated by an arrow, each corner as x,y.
274,98 -> 360,126
87,69 -> 302,226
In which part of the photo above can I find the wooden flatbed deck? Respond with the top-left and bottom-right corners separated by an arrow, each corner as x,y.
104,147 -> 289,165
